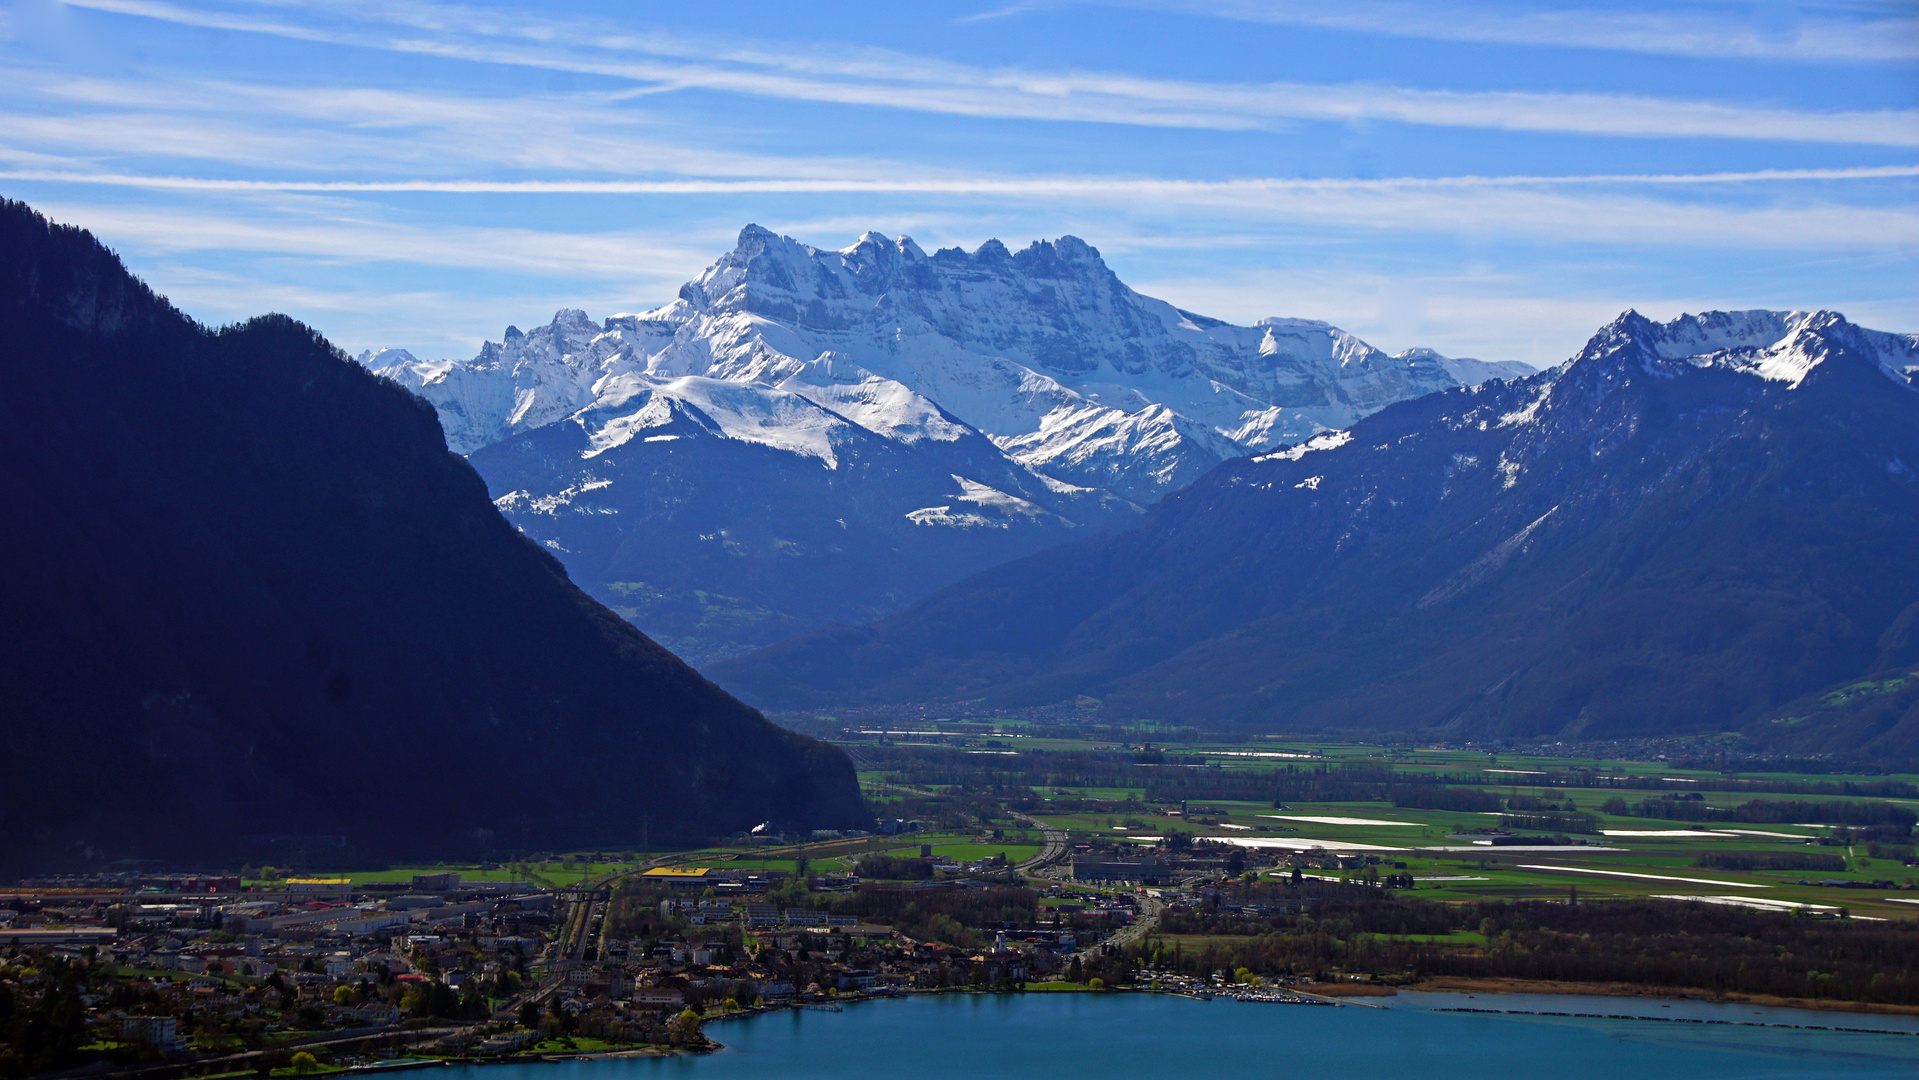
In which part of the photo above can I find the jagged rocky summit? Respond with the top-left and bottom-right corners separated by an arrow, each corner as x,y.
709,309 -> 1919,759
366,226 -> 1531,662
0,200 -> 867,872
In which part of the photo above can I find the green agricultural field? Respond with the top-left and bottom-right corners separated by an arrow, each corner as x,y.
712,856 -> 854,875
336,863 -> 558,885
815,730 -> 1919,918
1367,930 -> 1488,947
244,862 -> 622,888
922,842 -> 1040,865
1225,798 -> 1919,915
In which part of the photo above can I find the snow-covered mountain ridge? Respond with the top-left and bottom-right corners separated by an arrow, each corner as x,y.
366,225 -> 1534,502
1479,309 -> 1919,443
358,225 -> 1541,664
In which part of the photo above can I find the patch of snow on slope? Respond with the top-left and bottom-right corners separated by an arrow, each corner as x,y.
493,478 -> 618,516
951,476 -> 1045,517
1498,392 -> 1547,427
904,476 -> 1055,528
775,354 -> 968,444
905,505 -> 1006,528
582,390 -> 675,458
1418,506 -> 1560,608
1252,429 -> 1352,463
585,375 -> 847,466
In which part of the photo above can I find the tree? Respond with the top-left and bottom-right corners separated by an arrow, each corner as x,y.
667,1008 -> 704,1047
290,1051 -> 319,1074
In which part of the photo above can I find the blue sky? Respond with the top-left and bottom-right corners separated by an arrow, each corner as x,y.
2,0 -> 1914,366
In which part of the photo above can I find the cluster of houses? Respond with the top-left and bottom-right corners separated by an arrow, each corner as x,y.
1,862 -> 1176,1068
0,871 -> 569,1061
547,921 -> 1048,1031
1067,839 -> 1392,884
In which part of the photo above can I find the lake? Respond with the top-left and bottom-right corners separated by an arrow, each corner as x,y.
447,991 -> 1919,1080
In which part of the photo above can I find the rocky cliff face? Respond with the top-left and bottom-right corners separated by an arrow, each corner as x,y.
709,307 -> 1919,757
0,200 -> 867,872
369,226 -> 1529,661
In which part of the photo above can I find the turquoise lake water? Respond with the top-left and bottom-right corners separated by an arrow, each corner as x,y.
448,991 -> 1919,1079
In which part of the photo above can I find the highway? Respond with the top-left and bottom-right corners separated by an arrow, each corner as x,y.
862,780 -> 1066,876
1011,811 -> 1068,874
1103,893 -> 1164,952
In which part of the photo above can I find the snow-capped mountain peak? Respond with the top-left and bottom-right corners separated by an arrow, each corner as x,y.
369,226 -> 1535,497
1568,308 -> 1919,392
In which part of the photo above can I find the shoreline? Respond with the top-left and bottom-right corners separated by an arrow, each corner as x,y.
312,978 -> 1919,1076
1400,977 -> 1919,1018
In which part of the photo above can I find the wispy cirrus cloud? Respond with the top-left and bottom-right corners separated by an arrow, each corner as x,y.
26,166 -> 1919,255
10,164 -> 1918,194
52,0 -> 1919,146
133,263 -> 668,350
1119,0 -> 1919,64
9,0 -> 1912,367
32,195 -> 719,279
0,69 -> 891,180
55,187 -> 1905,364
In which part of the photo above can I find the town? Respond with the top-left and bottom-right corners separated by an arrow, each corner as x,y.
0,835 -> 1368,1078
12,731 -> 1919,1078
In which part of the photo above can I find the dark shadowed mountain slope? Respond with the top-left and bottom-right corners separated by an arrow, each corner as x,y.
0,201 -> 865,872
1750,661 -> 1919,760
711,310 -> 1919,753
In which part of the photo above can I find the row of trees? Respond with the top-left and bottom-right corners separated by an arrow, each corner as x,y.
0,955 -> 86,1079
1694,851 -> 1847,871
1137,882 -> 1919,1005
1599,796 -> 1916,828
821,885 -> 1039,948
853,855 -> 934,880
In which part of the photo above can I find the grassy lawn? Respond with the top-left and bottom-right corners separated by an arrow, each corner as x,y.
200,1066 -> 350,1079
529,1036 -> 634,1053
1366,931 -> 1489,946
709,855 -> 855,875
246,862 -> 618,888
